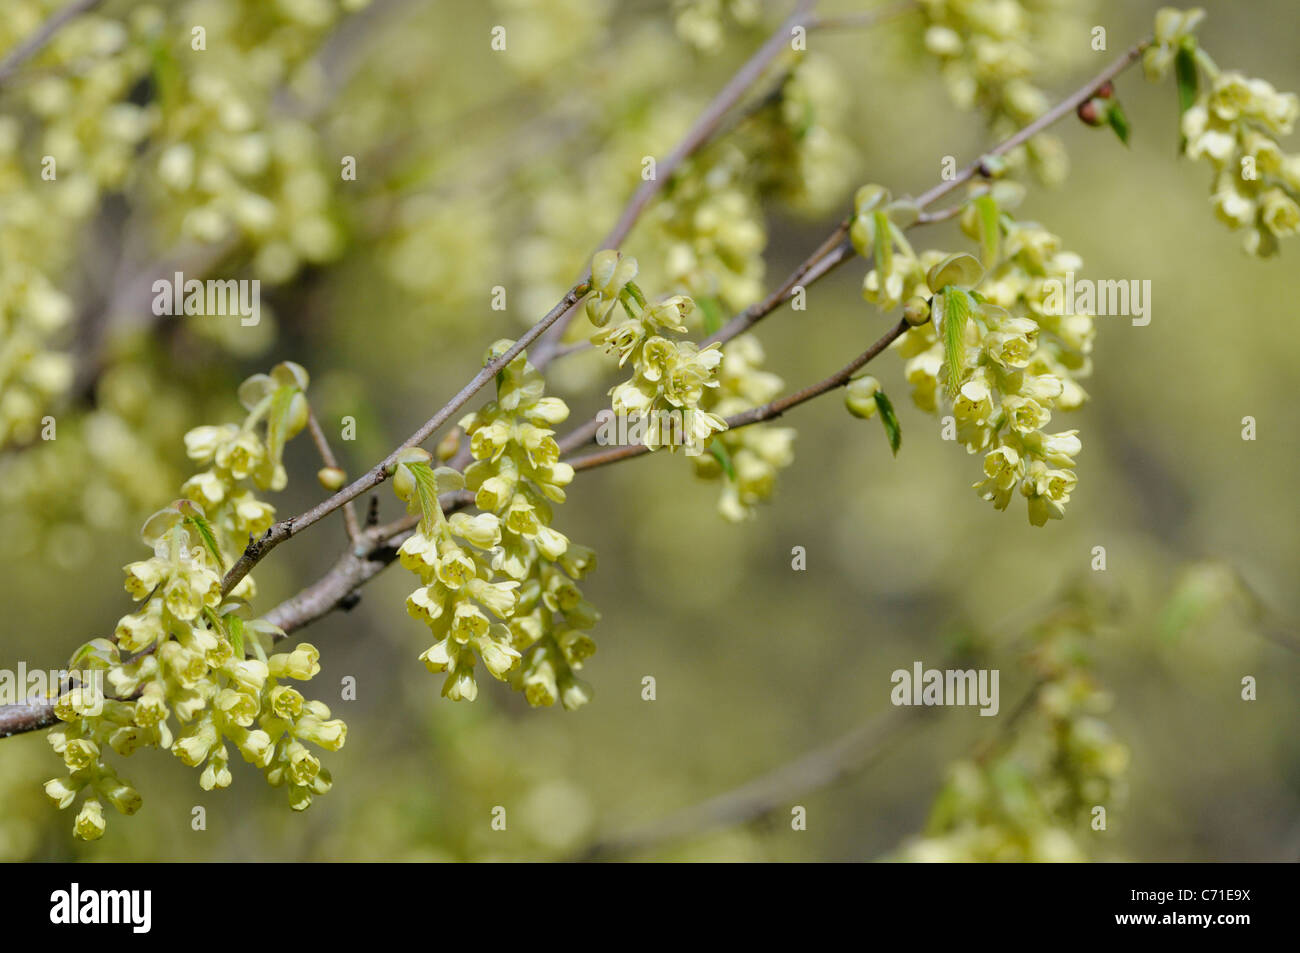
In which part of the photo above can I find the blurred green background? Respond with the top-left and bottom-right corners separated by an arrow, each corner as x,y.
2,0 -> 1297,861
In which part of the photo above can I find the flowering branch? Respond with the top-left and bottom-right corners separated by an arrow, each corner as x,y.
566,317 -> 909,472
0,31 -> 1161,748
218,282 -> 586,597
555,37 -> 1153,457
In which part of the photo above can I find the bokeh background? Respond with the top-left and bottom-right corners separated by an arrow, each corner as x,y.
1,0 -> 1297,861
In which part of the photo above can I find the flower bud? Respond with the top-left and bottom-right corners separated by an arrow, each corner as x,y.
845,376 -> 881,418
316,466 -> 345,490
1077,97 -> 1107,127
903,296 -> 931,326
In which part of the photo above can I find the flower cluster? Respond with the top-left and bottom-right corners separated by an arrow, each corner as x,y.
917,0 -> 1091,185
141,0 -> 368,282
42,363 -> 344,839
896,589 -> 1127,862
394,344 -> 599,710
0,1 -> 157,389
859,183 -> 1093,525
1145,9 -> 1300,257
642,144 -> 768,312
179,362 -> 313,576
586,251 -> 729,454
0,1 -> 368,454
690,335 -> 795,521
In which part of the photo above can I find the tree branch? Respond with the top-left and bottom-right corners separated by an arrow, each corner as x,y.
306,408 -> 361,545
0,700 -> 60,738
0,38 -> 1157,742
532,0 -> 817,366
0,0 -> 104,89
219,282 -> 586,597
565,316 -> 908,472
554,38 -> 1152,457
575,703 -> 932,860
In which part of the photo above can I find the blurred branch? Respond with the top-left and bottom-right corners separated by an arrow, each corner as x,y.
575,704 -> 932,861
532,0 -> 818,365
0,0 -> 104,89
306,408 -> 361,545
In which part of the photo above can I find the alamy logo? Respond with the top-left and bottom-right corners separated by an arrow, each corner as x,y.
50,883 -> 151,933
891,661 -> 1000,716
0,664 -> 102,715
152,271 -> 261,326
594,408 -> 716,456
1041,271 -> 1151,326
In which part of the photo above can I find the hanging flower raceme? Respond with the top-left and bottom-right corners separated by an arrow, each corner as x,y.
42,363 -> 345,839
872,185 -> 1093,526
917,0 -> 1087,185
1144,8 -> 1300,257
393,342 -> 599,710
586,250 -> 728,455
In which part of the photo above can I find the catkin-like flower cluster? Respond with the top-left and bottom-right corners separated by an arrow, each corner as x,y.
917,0 -> 1090,185
394,344 -> 599,710
587,250 -> 729,454
896,591 -> 1127,862
1144,8 -> 1300,257
854,181 -> 1091,525
43,362 -> 345,839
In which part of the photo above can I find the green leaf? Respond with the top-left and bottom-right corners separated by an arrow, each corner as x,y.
69,638 -> 119,670
939,288 -> 973,399
973,193 -> 1000,269
873,211 -> 893,276
926,253 -> 984,294
623,280 -> 647,309
873,391 -> 901,456
698,296 -> 723,335
710,441 -> 736,481
265,384 -> 296,466
406,461 -> 445,536
227,615 -> 246,660
1174,45 -> 1199,152
186,513 -> 226,572
1106,99 -> 1130,147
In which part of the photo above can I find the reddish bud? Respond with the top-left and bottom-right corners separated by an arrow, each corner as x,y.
1077,97 -> 1107,126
